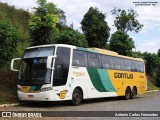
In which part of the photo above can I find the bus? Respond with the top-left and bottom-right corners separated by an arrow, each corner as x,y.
11,44 -> 146,105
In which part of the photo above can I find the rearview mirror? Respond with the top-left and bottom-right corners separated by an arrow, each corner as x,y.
47,55 -> 57,69
11,58 -> 21,72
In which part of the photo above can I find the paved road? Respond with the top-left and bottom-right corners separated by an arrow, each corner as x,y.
0,92 -> 160,120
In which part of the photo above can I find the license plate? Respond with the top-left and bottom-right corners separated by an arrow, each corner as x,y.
28,95 -> 33,98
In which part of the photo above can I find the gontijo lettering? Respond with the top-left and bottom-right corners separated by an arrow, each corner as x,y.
114,72 -> 133,79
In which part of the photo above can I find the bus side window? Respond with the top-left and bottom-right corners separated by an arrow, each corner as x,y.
131,61 -> 138,72
101,55 -> 113,69
137,62 -> 144,73
72,60 -> 80,66
113,57 -> 123,70
72,50 -> 87,67
88,53 -> 101,68
123,59 -> 132,71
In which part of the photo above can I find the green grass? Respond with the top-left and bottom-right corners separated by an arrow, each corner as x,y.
147,79 -> 160,91
0,98 -> 6,104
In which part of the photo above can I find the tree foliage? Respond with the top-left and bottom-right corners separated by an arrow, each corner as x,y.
111,8 -> 143,33
157,49 -> 160,57
57,30 -> 88,47
142,52 -> 160,75
81,7 -> 110,48
29,0 -> 59,46
0,21 -> 19,68
109,31 -> 135,56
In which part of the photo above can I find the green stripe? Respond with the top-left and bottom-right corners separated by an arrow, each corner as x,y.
87,68 -> 108,92
97,69 -> 116,92
87,68 -> 116,92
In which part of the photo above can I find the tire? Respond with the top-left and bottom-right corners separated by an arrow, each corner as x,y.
71,88 -> 83,106
125,87 -> 131,100
131,87 -> 137,99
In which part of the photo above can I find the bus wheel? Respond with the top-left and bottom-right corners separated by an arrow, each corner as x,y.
71,88 -> 83,106
125,87 -> 131,100
131,87 -> 137,99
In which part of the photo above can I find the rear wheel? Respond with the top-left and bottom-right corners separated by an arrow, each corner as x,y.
71,89 -> 83,106
125,87 -> 131,100
131,87 -> 137,99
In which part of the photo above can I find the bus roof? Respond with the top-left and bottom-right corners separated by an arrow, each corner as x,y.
90,48 -> 144,62
26,44 -> 75,50
26,44 -> 144,62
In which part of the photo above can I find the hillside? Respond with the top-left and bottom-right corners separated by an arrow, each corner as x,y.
0,2 -> 30,59
0,2 -> 30,103
0,3 -> 30,39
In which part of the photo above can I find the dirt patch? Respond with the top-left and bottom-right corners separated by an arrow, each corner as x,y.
0,71 -> 18,104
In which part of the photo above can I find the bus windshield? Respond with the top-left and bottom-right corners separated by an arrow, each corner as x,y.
18,47 -> 54,86
19,58 -> 51,86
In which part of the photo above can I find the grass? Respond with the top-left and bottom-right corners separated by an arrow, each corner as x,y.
147,79 -> 160,91
0,98 -> 6,104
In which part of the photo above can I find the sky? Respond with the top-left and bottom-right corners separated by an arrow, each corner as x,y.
0,0 -> 160,53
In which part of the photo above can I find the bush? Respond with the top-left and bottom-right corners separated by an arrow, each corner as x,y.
0,20 -> 19,68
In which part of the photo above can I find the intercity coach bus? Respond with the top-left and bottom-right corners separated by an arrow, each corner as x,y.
11,44 -> 146,105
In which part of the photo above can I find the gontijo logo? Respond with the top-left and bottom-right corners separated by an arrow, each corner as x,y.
57,90 -> 68,99
114,72 -> 133,79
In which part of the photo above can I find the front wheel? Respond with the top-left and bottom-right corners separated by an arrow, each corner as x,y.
71,89 -> 83,106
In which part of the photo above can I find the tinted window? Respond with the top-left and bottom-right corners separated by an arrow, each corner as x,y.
72,50 -> 87,67
24,47 -> 54,58
123,59 -> 132,71
101,55 -> 113,69
113,57 -> 123,70
53,47 -> 70,86
88,53 -> 100,68
131,61 -> 138,72
137,62 -> 144,72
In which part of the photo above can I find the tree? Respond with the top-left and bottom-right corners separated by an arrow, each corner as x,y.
81,7 -> 110,48
29,0 -> 59,46
57,8 -> 66,27
156,65 -> 160,87
109,31 -> 135,56
111,8 -> 143,33
143,52 -> 160,75
56,30 -> 88,47
0,21 -> 19,68
157,49 -> 160,57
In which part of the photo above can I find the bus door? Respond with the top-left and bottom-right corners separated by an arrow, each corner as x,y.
52,47 -> 71,99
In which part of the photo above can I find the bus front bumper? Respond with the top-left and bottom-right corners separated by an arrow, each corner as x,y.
18,90 -> 54,101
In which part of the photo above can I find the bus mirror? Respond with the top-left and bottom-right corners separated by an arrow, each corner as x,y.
11,58 -> 21,72
47,55 -> 57,69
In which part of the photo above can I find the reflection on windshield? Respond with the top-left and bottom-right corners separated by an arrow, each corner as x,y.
24,47 -> 54,58
19,58 -> 51,85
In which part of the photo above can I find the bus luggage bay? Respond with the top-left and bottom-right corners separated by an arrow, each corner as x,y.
11,44 -> 146,105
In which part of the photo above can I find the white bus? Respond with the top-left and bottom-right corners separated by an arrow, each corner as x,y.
11,44 -> 146,105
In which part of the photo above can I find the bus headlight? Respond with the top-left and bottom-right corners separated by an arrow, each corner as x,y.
40,87 -> 53,92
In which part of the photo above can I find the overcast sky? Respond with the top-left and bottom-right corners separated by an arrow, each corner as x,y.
1,0 -> 160,53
